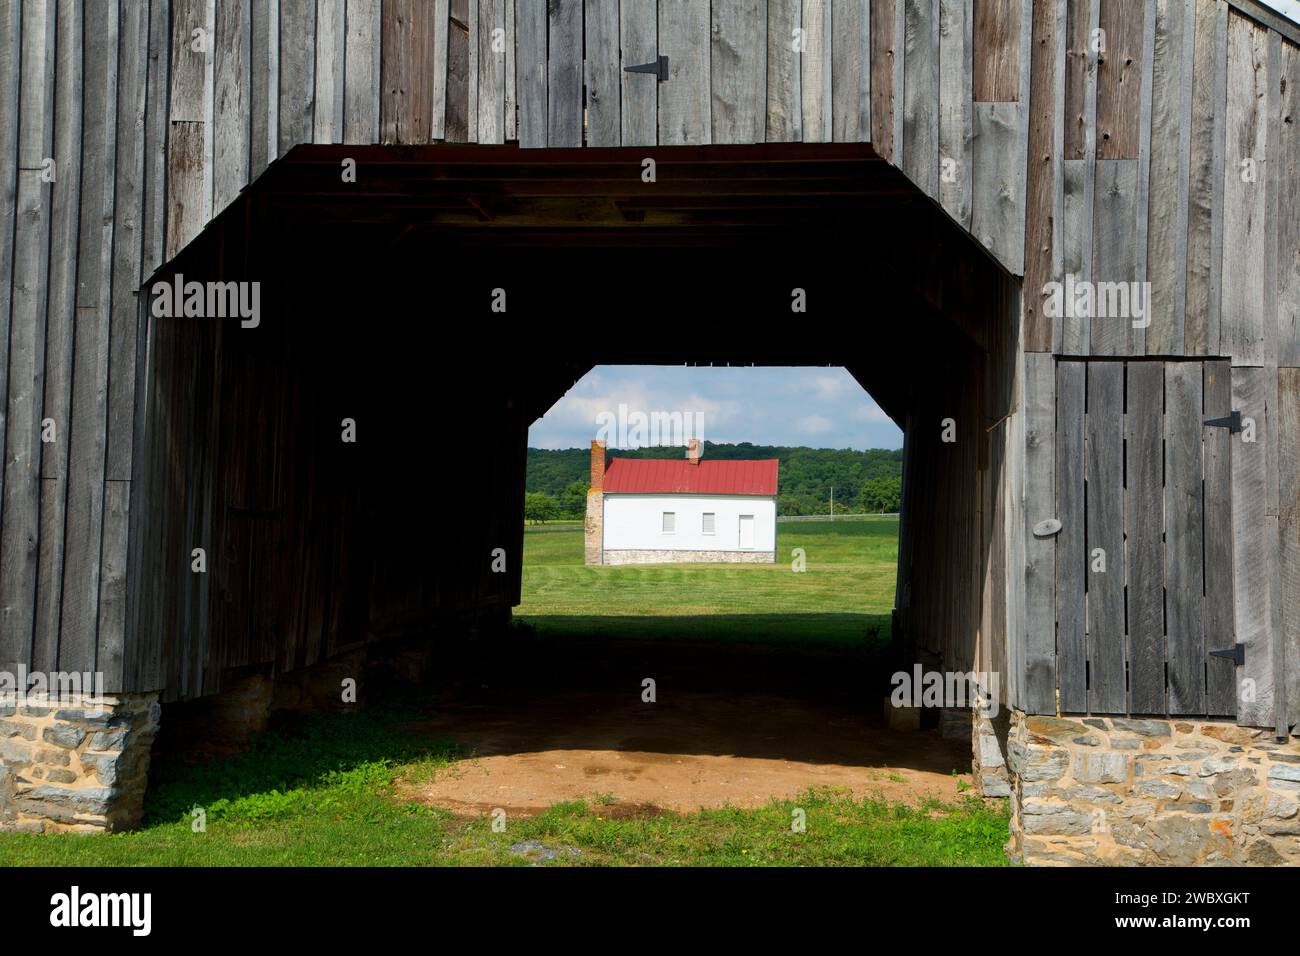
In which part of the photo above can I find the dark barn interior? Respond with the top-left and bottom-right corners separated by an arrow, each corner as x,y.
126,145 -> 1019,714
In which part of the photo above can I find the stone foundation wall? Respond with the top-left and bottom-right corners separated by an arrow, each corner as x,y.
0,694 -> 160,833
602,549 -> 775,565
1007,709 -> 1300,866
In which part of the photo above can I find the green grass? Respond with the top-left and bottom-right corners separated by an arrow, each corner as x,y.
518,516 -> 900,648
0,515 -> 1013,866
0,704 -> 1008,867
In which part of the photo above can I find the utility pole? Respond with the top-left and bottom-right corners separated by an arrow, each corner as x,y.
830,485 -> 834,518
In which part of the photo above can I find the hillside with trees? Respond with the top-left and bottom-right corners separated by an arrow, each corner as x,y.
526,442 -> 903,520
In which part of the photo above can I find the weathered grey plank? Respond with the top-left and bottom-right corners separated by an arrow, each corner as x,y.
1283,512 -> 1300,731
1126,361 -> 1164,714
214,0 -> 250,213
1059,159 -> 1090,352
1231,366 -> 1274,728
903,0 -> 939,195
382,0 -> 437,144
1056,360 -> 1087,711
1221,13 -> 1268,367
1264,36 -> 1281,517
62,0 -> 120,674
1049,0 -> 1066,327
1165,362 -> 1206,713
1089,159 -> 1138,356
893,0 -> 905,159
0,0 -> 20,583
971,102 -> 1024,272
766,0 -> 802,142
101,4 -> 149,710
1280,369 -> 1300,728
619,0 -> 657,146
800,0 -> 831,143
0,0 -> 56,670
973,0 -> 1019,101
504,0 -> 515,140
938,0 -> 973,226
345,0 -> 383,144
585,0 -> 621,146
1023,352 -> 1056,714
278,0 -> 316,151
1062,0 -> 1094,159
313,0 -> 344,142
1203,359 -> 1236,715
547,0 -> 582,147
170,0 -> 212,241
1004,299 -> 1029,710
443,0 -> 470,141
1281,367 -> 1300,523
166,122 -> 207,260
1095,0 -> 1143,159
1279,42 -> 1300,367
250,0 -> 279,173
1086,361 -> 1126,714
1185,0 -> 1226,355
33,0 -> 87,670
1023,0 -> 1056,350
1144,0 -> 1193,355
515,0 -> 545,147
171,0 -> 210,124
477,0 -> 505,143
832,0 -> 869,142
712,0 -> 766,144
1130,0 -> 1155,357
871,0 -> 896,158
467,0 -> 478,140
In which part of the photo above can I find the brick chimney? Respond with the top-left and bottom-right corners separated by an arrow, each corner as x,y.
585,440 -> 606,565
686,438 -> 701,465
589,439 -> 607,490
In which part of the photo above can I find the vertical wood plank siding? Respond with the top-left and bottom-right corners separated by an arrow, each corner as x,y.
1,0 -> 1295,729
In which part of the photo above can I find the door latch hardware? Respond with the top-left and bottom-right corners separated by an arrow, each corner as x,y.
1203,410 -> 1242,433
624,56 -> 669,82
1208,643 -> 1245,666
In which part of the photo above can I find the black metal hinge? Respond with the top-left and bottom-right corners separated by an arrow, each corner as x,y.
625,55 -> 669,82
1203,410 -> 1242,432
1208,643 -> 1245,666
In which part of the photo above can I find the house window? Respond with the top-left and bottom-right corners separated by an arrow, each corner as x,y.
702,512 -> 716,535
662,512 -> 675,533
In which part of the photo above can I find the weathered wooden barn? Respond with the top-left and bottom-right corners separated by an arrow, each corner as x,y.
0,0 -> 1297,862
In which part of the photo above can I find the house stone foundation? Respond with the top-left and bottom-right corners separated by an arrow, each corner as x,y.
602,549 -> 776,565
1006,709 -> 1300,866
0,693 -> 161,833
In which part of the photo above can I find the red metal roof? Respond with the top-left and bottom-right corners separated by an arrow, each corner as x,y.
602,458 -> 779,496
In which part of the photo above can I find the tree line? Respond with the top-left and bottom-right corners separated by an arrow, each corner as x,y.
525,442 -> 903,522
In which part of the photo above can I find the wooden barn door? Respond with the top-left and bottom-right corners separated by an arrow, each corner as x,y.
1052,359 -> 1242,720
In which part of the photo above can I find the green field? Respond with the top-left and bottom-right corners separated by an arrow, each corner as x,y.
518,516 -> 900,647
0,514 -> 1011,867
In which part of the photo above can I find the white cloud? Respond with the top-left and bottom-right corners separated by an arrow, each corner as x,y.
529,365 -> 903,451
798,414 -> 834,434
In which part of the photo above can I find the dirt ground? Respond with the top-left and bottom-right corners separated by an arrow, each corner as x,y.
403,636 -> 974,816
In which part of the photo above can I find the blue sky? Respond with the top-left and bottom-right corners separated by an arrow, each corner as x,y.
528,366 -> 903,452
1263,0 -> 1300,23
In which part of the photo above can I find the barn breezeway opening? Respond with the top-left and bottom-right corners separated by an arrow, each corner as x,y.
132,143 -> 1022,840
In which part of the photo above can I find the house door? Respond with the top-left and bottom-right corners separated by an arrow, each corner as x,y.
1050,359 -> 1246,720
738,514 -> 755,550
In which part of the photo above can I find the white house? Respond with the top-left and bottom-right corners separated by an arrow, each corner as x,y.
584,439 -> 778,565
